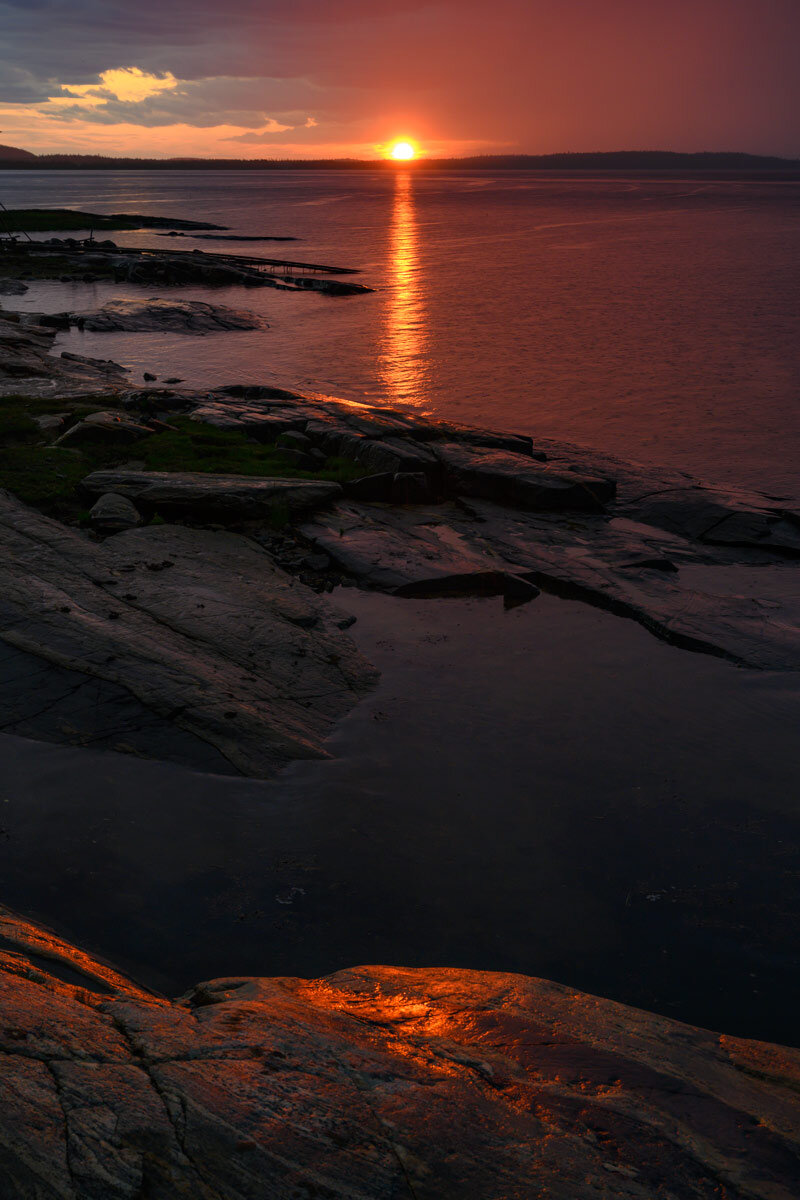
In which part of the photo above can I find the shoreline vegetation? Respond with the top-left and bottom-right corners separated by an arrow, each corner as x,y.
0,209 -> 798,1196
1,145 -> 800,172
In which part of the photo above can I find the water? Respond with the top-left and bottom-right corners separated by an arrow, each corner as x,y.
4,168 -> 800,499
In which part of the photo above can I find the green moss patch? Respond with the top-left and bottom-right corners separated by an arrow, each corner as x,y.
0,403 -> 362,517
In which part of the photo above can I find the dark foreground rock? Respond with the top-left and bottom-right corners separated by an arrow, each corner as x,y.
0,493 -> 376,775
0,907 -> 797,1200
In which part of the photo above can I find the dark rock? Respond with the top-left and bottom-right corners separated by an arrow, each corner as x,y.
216,384 -> 302,402
344,472 -> 395,502
143,371 -> 157,381
0,278 -> 28,295
81,469 -> 342,522
163,377 -> 184,384
37,312 -> 72,330
74,298 -> 264,335
88,493 -> 143,534
391,471 -> 431,504
434,442 -> 616,511
277,430 -> 312,451
56,412 -> 153,447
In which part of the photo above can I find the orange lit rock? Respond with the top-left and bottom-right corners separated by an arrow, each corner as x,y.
0,908 -> 797,1199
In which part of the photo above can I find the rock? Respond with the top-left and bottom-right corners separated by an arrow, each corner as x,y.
74,298 -> 264,335
0,278 -> 28,294
0,310 -> 127,397
303,552 -> 330,571
37,312 -> 72,330
0,910 -> 797,1200
88,493 -> 143,534
32,413 -> 67,436
344,472 -> 396,502
0,494 -> 376,776
143,371 -> 157,381
354,436 -> 442,480
391,471 -> 431,504
277,430 -> 312,451
434,442 -> 616,511
163,377 -> 184,385
81,469 -> 342,522
56,412 -> 153,447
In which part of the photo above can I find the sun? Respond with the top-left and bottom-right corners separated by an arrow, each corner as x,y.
390,140 -> 416,161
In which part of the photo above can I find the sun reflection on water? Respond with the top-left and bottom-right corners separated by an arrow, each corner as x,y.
379,171 -> 428,407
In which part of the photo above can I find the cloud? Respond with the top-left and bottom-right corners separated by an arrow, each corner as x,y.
0,0 -> 798,156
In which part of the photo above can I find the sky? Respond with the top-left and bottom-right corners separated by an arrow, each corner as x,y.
0,0 -> 798,159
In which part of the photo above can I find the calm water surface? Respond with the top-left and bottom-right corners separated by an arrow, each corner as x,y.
4,168 -> 800,498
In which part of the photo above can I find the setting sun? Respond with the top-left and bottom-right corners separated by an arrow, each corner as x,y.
390,140 -> 416,161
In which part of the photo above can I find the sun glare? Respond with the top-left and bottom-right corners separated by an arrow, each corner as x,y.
390,141 -> 416,161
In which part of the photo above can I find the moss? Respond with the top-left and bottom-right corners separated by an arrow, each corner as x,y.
0,406 -> 363,518
138,418 -> 363,484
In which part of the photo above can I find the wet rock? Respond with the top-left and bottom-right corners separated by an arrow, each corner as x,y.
81,469 -> 342,522
143,371 -> 157,381
88,493 -> 143,534
0,278 -> 28,295
0,912 -> 797,1200
73,298 -> 264,335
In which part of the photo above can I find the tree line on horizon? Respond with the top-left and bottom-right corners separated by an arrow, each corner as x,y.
0,146 -> 798,171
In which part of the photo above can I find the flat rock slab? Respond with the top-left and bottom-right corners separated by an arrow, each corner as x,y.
434,441 -> 617,510
0,911 -> 797,1200
81,469 -> 341,521
75,298 -> 264,334
0,493 -> 376,775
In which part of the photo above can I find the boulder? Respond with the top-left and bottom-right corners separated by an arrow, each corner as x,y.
0,278 -> 28,295
32,413 -> 67,437
0,912 -> 797,1200
81,469 -> 342,521
88,492 -> 143,534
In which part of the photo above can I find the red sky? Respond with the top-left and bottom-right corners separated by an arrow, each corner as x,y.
0,0 -> 798,158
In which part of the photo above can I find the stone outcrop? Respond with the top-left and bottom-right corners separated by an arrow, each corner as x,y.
71,298 -> 265,334
0,906 -> 798,1200
81,469 -> 342,521
0,493 -> 376,775
0,308 -> 127,397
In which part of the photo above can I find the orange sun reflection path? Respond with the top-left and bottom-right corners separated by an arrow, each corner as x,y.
378,170 -> 429,408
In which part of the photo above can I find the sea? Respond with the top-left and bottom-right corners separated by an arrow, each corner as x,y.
3,168 -> 799,501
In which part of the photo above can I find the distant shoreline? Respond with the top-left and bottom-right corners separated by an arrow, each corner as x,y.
1,149 -> 799,174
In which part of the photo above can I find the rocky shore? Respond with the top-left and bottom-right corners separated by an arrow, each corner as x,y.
1,906 -> 798,1200
1,236 -> 799,1196
1,302 -> 799,774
